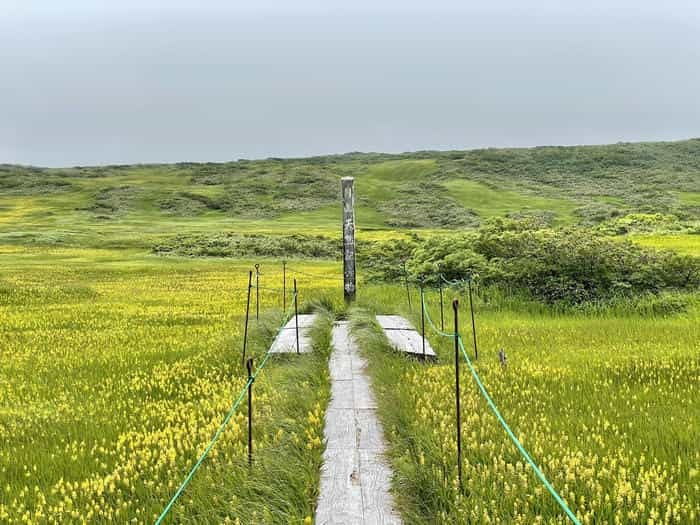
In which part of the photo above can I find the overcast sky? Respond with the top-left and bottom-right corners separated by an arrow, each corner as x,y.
2,1 -> 699,167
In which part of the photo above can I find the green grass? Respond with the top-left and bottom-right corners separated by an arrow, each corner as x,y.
3,138 -> 698,250
442,179 -> 578,224
678,191 -> 700,206
350,284 -> 700,524
0,247 -> 340,523
1,138 -> 700,523
631,233 -> 700,256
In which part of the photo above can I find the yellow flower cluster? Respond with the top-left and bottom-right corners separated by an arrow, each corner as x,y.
0,247 -> 338,523
387,313 -> 700,525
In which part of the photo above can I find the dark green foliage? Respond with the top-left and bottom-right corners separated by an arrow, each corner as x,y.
3,138 -> 699,230
362,219 -> 700,303
0,164 -> 73,194
153,233 -> 341,259
378,182 -> 479,228
573,201 -> 625,225
86,185 -> 138,218
357,236 -> 420,282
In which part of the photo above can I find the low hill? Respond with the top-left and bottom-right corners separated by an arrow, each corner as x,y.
1,138 -> 699,249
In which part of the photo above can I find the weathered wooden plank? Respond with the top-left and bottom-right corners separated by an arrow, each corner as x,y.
331,323 -> 353,354
375,315 -> 414,330
323,408 -> 357,450
359,450 -> 403,525
382,327 -> 437,358
329,354 -> 353,381
317,450 -> 363,524
355,409 -> 386,451
329,379 -> 354,410
351,354 -> 368,373
316,322 -> 402,524
352,374 -> 377,410
268,327 -> 313,354
282,314 -> 317,330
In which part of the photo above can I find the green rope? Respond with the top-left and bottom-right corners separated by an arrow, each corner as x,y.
154,377 -> 251,524
154,292 -> 295,524
421,292 -> 454,338
420,293 -> 581,524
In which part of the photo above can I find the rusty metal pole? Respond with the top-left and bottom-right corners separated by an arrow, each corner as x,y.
468,278 -> 478,361
246,357 -> 254,467
294,279 -> 300,354
420,282 -> 426,358
255,263 -> 260,321
453,299 -> 463,491
403,260 -> 412,311
341,177 -> 356,303
282,260 -> 287,312
241,270 -> 252,366
439,280 -> 445,331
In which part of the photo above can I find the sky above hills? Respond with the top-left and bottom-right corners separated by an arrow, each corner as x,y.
2,1 -> 699,166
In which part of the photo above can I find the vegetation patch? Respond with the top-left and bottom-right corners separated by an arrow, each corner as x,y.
154,233 -> 342,259
0,164 -> 73,195
360,218 -> 700,304
86,185 -> 139,219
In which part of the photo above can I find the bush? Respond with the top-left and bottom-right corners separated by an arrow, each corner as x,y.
153,233 -> 341,259
361,219 -> 700,304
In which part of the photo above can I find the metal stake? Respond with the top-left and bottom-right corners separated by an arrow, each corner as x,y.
468,278 -> 478,361
403,260 -> 411,311
246,357 -> 254,467
255,263 -> 260,321
282,260 -> 287,311
294,279 -> 300,354
242,270 -> 252,366
420,282 -> 426,358
439,281 -> 445,331
453,299 -> 463,491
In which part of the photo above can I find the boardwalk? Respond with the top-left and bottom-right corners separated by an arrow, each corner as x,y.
375,315 -> 436,359
269,314 -> 317,353
315,322 -> 402,525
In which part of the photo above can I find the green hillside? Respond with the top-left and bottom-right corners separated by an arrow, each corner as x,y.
1,138 -> 699,249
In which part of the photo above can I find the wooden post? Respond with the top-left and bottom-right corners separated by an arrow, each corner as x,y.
341,177 -> 356,303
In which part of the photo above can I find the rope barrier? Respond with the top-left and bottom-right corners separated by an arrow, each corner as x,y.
286,267 -> 343,281
154,291 -> 297,524
420,292 -> 581,525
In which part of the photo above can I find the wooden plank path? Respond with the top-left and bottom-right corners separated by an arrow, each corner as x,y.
315,322 -> 403,525
269,314 -> 317,353
376,315 -> 437,359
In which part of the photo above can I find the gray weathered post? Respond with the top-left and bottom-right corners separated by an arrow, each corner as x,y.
341,177 -> 356,303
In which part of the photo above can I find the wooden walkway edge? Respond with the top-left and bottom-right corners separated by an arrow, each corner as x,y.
315,322 -> 402,525
269,314 -> 317,353
375,315 -> 436,359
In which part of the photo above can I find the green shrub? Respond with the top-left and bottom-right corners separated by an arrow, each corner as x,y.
361,219 -> 700,304
153,233 -> 341,259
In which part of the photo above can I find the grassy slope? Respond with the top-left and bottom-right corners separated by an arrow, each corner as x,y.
1,138 -> 699,250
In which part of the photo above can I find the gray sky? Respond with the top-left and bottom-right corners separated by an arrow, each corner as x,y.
2,1 -> 699,167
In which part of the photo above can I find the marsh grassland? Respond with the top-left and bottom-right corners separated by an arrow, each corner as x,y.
1,140 -> 699,523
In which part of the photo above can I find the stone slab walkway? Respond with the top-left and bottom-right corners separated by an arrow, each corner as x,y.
315,322 -> 402,525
